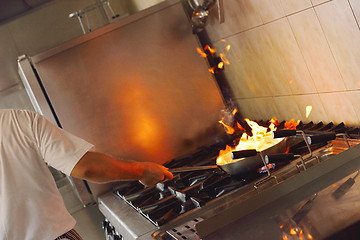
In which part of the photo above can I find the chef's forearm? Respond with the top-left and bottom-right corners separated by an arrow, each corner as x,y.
71,151 -> 144,183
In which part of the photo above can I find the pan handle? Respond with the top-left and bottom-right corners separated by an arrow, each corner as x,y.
232,149 -> 257,159
272,129 -> 297,138
306,133 -> 336,144
169,165 -> 218,173
265,153 -> 295,164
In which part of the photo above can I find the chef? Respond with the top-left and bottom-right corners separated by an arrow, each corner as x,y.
0,109 -> 173,240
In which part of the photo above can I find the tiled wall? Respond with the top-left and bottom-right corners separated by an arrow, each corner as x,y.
125,0 -> 165,14
206,0 -> 360,126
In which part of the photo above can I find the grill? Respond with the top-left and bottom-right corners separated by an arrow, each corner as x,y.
98,121 -> 360,240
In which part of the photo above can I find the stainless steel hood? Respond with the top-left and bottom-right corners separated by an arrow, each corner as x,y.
18,0 -> 226,204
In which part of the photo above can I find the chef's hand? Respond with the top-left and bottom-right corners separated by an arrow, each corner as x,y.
139,162 -> 173,186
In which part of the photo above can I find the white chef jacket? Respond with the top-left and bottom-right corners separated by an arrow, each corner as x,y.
0,109 -> 94,240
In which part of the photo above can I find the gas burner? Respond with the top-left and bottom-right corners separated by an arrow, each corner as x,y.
115,166 -> 242,226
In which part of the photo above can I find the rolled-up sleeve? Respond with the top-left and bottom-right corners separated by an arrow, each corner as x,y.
31,112 -> 94,175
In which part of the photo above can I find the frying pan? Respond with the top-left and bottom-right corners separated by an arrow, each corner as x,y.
170,137 -> 288,176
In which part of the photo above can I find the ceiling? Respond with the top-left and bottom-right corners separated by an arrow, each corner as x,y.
0,0 -> 55,24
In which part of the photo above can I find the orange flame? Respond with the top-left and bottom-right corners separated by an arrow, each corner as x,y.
208,61 -> 224,74
216,110 -> 300,165
282,235 -> 289,240
270,117 -> 280,126
289,228 -> 297,235
208,67 -> 215,74
236,122 -> 245,131
244,118 -> 277,141
219,53 -> 230,65
216,145 -> 235,165
299,230 -> 305,240
284,119 -> 300,129
216,118 -> 282,165
218,120 -> 235,134
196,47 -> 208,58
217,61 -> 224,69
204,45 -> 216,55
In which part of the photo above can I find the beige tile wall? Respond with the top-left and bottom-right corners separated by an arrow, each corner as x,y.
207,0 -> 360,126
125,0 -> 165,14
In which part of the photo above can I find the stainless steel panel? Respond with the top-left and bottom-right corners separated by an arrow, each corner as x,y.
18,55 -> 54,123
99,192 -> 157,240
20,0 -> 225,198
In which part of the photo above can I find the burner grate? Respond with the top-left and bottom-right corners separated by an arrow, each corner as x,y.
166,218 -> 202,240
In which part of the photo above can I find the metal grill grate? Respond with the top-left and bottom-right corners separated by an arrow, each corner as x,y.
167,218 -> 203,240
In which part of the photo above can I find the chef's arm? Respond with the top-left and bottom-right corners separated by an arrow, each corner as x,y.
70,151 -> 173,186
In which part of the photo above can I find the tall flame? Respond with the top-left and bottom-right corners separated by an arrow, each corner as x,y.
217,117 -> 282,165
216,110 -> 300,165
306,105 -> 312,118
238,118 -> 279,151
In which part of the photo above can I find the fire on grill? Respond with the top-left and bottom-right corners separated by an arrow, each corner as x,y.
217,116 -> 285,165
211,109 -> 300,175
170,110 -> 301,176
